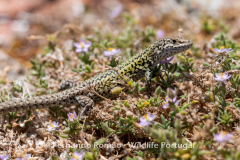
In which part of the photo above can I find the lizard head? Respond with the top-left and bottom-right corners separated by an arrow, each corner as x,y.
150,37 -> 193,61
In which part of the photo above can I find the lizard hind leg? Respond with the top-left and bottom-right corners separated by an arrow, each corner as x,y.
58,78 -> 81,91
75,95 -> 94,118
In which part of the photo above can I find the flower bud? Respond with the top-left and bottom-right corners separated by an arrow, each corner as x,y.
111,87 -> 123,94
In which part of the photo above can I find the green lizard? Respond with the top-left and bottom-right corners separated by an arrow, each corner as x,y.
0,37 -> 192,116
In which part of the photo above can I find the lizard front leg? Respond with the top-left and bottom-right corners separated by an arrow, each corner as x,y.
145,68 -> 153,97
75,95 -> 94,118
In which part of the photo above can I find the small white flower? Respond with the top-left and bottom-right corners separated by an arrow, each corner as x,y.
138,113 -> 156,127
74,39 -> 92,53
214,46 -> 231,53
0,154 -> 9,160
110,5 -> 123,18
214,72 -> 231,82
104,48 -> 120,60
162,88 -> 178,109
156,30 -> 165,39
70,150 -> 84,160
68,111 -> 78,121
159,56 -> 174,64
47,121 -> 59,132
214,131 -> 232,143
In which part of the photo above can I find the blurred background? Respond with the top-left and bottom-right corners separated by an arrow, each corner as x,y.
0,0 -> 239,79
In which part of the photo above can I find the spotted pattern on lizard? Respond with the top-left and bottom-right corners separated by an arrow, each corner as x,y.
0,37 -> 193,116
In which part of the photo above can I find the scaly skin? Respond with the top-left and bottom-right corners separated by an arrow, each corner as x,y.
0,37 -> 193,116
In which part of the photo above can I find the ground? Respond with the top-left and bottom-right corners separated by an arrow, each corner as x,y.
1,0 -> 240,159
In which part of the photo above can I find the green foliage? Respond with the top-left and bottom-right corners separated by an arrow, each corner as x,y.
217,110 -> 233,127
177,54 -> 196,73
48,106 -> 67,119
201,19 -> 216,33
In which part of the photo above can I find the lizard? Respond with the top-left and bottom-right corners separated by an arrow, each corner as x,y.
0,37 -> 193,117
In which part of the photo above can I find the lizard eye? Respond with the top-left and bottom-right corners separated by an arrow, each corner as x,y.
172,40 -> 177,43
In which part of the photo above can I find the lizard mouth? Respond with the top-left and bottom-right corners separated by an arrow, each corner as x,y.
178,41 -> 193,52
168,37 -> 193,53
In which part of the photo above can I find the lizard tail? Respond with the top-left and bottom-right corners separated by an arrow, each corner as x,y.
0,90 -> 77,114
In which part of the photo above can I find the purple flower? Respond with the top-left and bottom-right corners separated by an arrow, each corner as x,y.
214,72 -> 231,82
156,30 -> 165,39
159,56 -> 174,64
104,48 -> 120,60
0,154 -> 9,160
68,111 -> 77,121
214,131 -> 232,142
47,121 -> 59,132
25,154 -> 31,159
70,150 -> 84,160
16,154 -> 31,160
111,5 -> 123,18
162,88 -> 178,109
138,113 -> 156,127
74,39 -> 92,53
214,46 -> 231,53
